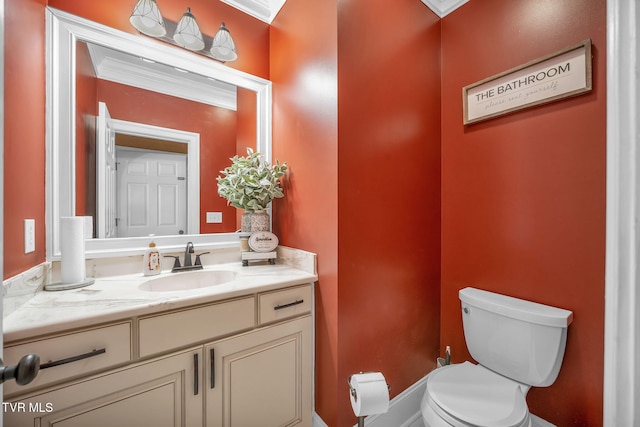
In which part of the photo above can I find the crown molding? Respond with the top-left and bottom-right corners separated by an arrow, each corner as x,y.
221,0 -> 468,24
87,43 -> 237,111
220,0 -> 286,24
421,0 -> 469,18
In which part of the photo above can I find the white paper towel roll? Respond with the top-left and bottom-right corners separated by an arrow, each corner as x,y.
349,372 -> 389,417
60,217 -> 86,284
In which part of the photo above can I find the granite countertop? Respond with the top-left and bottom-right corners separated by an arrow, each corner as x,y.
4,262 -> 317,343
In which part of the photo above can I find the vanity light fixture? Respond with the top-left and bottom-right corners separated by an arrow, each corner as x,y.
129,0 -> 166,37
173,7 -> 205,51
129,3 -> 238,62
210,22 -> 238,62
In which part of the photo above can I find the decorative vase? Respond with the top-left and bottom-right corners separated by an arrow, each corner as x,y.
241,211 -> 253,233
250,210 -> 270,232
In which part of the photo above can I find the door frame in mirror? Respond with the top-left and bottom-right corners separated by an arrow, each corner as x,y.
46,7 -> 272,259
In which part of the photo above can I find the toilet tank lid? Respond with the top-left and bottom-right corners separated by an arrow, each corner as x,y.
459,287 -> 574,327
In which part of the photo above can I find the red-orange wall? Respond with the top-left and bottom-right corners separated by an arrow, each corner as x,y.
270,0 -> 339,423
440,1 -> 606,425
336,1 -> 441,426
271,0 -> 441,425
4,0 -> 47,279
4,1 -> 609,425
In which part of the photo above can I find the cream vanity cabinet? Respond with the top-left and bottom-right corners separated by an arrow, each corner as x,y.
4,284 -> 313,427
4,347 -> 204,427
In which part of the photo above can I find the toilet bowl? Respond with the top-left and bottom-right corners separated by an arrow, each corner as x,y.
421,287 -> 573,427
421,362 -> 530,427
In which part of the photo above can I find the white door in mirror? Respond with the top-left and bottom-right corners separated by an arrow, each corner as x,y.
249,232 -> 279,252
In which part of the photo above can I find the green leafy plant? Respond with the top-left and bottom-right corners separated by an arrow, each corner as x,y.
217,148 -> 288,211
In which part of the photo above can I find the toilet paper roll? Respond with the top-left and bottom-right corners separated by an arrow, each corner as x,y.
349,372 -> 389,417
60,217 -> 86,284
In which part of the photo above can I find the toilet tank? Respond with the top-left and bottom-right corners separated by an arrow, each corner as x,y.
459,287 -> 573,387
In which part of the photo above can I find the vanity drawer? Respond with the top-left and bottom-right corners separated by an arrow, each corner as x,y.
258,284 -> 312,325
3,322 -> 132,397
138,296 -> 255,357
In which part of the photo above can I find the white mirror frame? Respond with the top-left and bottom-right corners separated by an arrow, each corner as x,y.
46,7 -> 272,260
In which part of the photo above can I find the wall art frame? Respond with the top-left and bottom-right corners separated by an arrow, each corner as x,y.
463,39 -> 592,125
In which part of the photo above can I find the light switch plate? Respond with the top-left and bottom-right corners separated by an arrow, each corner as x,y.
206,212 -> 223,223
24,219 -> 35,253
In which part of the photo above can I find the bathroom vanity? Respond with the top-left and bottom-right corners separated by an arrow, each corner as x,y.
3,260 -> 315,427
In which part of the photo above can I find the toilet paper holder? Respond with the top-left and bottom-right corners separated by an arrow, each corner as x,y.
348,372 -> 390,427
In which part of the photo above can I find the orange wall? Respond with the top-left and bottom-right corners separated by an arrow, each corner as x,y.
336,1 -> 441,427
440,0 -> 606,425
3,0 -> 47,279
4,1 -> 609,425
271,0 -> 441,425
270,0 -> 339,423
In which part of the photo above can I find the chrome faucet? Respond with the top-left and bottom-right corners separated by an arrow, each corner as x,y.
164,242 -> 210,273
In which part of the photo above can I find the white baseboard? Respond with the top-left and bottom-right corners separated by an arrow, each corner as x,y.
311,371 -> 557,427
313,411 -> 329,427
313,373 -> 429,427
352,374 -> 428,427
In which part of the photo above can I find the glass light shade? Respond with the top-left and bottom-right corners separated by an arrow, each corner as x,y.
130,0 -> 166,37
210,23 -> 238,62
173,7 -> 205,51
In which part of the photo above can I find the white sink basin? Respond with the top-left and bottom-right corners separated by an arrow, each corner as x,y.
139,270 -> 237,292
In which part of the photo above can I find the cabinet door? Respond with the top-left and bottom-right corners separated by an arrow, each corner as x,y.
5,347 -> 204,427
205,316 -> 312,427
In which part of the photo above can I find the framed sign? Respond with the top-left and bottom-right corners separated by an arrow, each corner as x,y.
463,39 -> 592,125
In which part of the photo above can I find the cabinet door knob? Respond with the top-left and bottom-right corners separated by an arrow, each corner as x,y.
0,354 -> 40,385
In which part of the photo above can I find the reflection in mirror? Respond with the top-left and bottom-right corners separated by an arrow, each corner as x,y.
76,40 -> 247,238
46,7 -> 271,259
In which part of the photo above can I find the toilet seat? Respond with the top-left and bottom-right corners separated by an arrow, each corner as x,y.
424,362 -> 530,427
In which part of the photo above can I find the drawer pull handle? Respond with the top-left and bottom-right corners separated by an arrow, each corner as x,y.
194,353 -> 199,396
40,348 -> 106,370
210,348 -> 216,389
274,299 -> 304,311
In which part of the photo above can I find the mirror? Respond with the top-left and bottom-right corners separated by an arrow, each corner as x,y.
46,7 -> 272,259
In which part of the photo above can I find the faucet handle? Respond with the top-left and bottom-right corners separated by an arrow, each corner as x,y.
194,252 -> 210,266
164,255 -> 181,270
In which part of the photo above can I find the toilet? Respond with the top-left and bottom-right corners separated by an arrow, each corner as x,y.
421,287 -> 573,427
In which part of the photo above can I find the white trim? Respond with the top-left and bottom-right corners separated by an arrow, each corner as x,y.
86,43 -> 237,111
220,0 -> 286,24
604,0 -> 639,426
312,412 -> 329,427
45,7 -> 272,260
352,374 -> 429,427
420,0 -> 469,18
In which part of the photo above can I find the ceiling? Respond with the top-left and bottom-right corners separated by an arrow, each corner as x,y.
226,0 -> 469,23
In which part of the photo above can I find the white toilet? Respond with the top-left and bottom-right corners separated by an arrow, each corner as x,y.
421,287 -> 573,427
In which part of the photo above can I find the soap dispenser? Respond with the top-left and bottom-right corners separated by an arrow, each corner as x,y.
143,241 -> 162,276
